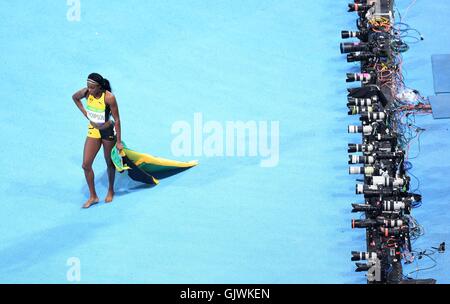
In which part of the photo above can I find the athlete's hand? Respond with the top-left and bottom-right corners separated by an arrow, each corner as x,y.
116,142 -> 124,151
89,121 -> 100,129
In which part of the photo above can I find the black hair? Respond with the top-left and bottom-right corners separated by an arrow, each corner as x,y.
88,73 -> 112,92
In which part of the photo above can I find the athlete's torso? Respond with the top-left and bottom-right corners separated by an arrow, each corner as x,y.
86,92 -> 111,125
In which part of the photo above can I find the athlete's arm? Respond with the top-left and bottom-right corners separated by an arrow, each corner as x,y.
106,92 -> 123,149
72,88 -> 89,119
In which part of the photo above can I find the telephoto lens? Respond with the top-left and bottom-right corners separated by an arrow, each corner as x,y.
347,52 -> 374,62
348,96 -> 378,106
341,30 -> 368,41
348,155 -> 375,164
351,251 -> 377,261
341,30 -> 356,39
348,144 -> 359,153
349,166 -> 363,174
356,184 -> 396,196
351,203 -> 378,213
348,125 -> 361,133
348,143 -> 375,153
348,106 -> 374,115
340,42 -> 368,54
360,112 -> 386,122
346,72 -> 374,83
352,219 -> 378,228
349,166 -> 378,175
383,200 -> 409,212
348,125 -> 373,134
348,3 -> 373,12
376,217 -> 405,228
371,176 -> 405,187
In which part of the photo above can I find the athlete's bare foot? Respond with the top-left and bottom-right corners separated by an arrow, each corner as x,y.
105,191 -> 114,204
82,197 -> 99,209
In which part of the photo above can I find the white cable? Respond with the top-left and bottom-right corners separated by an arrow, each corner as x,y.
402,0 -> 417,22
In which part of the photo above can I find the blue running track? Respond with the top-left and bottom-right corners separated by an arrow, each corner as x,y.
0,0 -> 448,283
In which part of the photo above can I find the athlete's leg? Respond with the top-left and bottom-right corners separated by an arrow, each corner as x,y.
102,138 -> 116,203
82,137 -> 102,208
